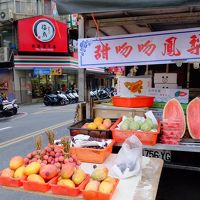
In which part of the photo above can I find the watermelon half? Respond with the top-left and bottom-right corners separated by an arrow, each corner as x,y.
186,97 -> 200,139
163,98 -> 186,138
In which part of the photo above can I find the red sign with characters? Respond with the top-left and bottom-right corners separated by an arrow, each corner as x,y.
18,16 -> 68,53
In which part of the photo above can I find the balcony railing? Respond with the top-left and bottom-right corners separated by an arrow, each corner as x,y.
0,0 -> 54,16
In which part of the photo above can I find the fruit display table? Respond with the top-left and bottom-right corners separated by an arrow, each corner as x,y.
1,155 -> 163,200
81,154 -> 163,200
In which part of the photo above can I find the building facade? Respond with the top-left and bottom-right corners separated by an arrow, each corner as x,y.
0,1 -> 75,103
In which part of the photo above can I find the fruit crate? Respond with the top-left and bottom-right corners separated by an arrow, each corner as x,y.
0,171 -> 24,187
81,178 -> 119,200
70,140 -> 115,164
68,119 -> 117,139
22,177 -> 51,192
110,118 -> 161,145
112,96 -> 154,108
49,175 -> 90,196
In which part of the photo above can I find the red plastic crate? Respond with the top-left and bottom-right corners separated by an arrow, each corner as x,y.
0,171 -> 24,187
81,178 -> 119,200
112,96 -> 154,108
22,177 -> 51,192
49,175 -> 90,196
110,118 -> 161,145
70,140 -> 115,164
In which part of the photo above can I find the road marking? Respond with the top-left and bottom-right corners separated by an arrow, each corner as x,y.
32,108 -> 75,115
0,127 -> 12,131
0,119 -> 74,148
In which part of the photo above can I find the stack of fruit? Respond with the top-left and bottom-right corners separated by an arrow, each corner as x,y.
23,131 -> 81,171
161,119 -> 181,144
1,156 -> 25,180
84,167 -> 118,195
0,156 -> 59,185
25,162 -> 58,184
82,117 -> 112,130
119,116 -> 158,132
51,163 -> 87,188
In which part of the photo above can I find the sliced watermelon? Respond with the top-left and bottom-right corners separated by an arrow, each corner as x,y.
186,97 -> 200,139
163,98 -> 186,138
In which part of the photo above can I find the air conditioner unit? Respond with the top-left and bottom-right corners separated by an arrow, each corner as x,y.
0,47 -> 9,62
0,9 -> 13,21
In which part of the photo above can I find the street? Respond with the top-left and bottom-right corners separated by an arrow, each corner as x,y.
0,103 -> 77,200
1,103 -> 200,200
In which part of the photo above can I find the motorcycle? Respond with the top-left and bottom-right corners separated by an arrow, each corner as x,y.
90,88 -> 112,100
43,91 -> 69,106
0,99 -> 19,117
65,89 -> 78,104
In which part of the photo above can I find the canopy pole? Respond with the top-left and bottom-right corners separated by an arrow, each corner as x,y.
78,15 -> 87,102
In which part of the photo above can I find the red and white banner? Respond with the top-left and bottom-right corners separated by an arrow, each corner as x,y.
78,28 -> 200,68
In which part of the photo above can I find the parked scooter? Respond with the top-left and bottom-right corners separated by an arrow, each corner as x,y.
65,89 -> 78,104
43,91 -> 69,106
90,88 -> 113,100
0,99 -> 19,117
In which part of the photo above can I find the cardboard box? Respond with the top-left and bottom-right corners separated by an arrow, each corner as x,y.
155,83 -> 178,89
154,73 -> 177,84
146,88 -> 189,104
117,76 -> 152,97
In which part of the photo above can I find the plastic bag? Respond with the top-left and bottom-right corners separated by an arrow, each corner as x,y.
112,135 -> 142,179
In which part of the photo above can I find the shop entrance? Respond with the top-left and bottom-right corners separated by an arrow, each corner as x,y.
31,73 -> 78,98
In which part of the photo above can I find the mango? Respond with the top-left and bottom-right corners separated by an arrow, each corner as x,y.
24,162 -> 41,176
72,168 -> 86,185
9,156 -> 24,170
99,181 -> 113,194
57,179 -> 75,188
61,163 -> 75,179
39,164 -> 58,180
14,166 -> 26,179
91,167 -> 108,181
94,117 -> 103,124
98,124 -> 107,130
27,174 -> 45,184
87,122 -> 97,130
85,179 -> 100,191
104,176 -> 116,186
1,168 -> 14,178
103,119 -> 112,129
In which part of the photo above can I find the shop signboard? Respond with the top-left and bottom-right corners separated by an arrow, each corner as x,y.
0,81 -> 8,90
18,16 -> 68,53
50,68 -> 62,75
33,68 -> 51,76
78,27 -> 200,68
108,66 -> 125,76
66,14 -> 78,29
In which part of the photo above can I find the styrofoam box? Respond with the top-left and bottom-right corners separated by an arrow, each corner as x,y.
117,76 -> 152,97
145,88 -> 189,104
154,73 -> 177,84
155,83 -> 178,89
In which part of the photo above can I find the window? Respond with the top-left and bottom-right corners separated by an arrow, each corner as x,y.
15,0 -> 37,14
44,0 -> 52,15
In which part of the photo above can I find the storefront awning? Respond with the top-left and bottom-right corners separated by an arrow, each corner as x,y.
14,55 -> 105,73
56,0 -> 200,14
14,56 -> 79,70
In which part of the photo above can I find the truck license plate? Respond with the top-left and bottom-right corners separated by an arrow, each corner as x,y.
143,149 -> 171,162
